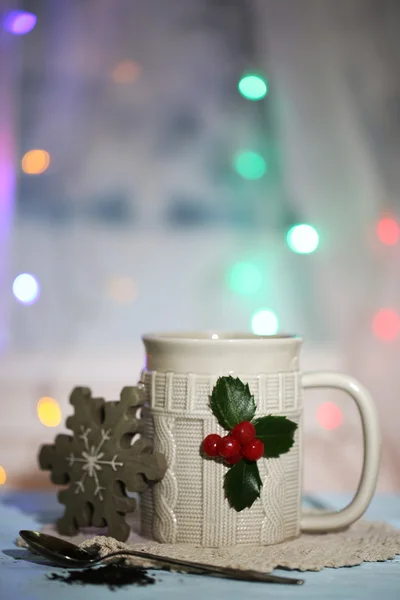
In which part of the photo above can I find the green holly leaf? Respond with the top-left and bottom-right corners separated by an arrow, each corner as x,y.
253,415 -> 297,458
210,376 -> 256,431
224,459 -> 262,511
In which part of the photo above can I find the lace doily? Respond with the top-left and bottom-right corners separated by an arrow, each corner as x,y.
27,518 -> 400,572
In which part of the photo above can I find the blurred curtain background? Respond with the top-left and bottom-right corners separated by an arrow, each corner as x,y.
1,0 -> 399,491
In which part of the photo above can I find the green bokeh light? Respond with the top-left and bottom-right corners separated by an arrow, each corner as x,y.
286,224 -> 319,254
233,151 -> 266,180
238,74 -> 268,101
228,262 -> 263,295
251,309 -> 279,335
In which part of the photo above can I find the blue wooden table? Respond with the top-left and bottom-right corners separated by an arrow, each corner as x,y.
1,491 -> 399,599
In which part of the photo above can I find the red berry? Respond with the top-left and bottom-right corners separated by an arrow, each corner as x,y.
217,435 -> 241,459
232,421 -> 256,445
203,434 -> 221,457
242,438 -> 264,461
226,453 -> 242,465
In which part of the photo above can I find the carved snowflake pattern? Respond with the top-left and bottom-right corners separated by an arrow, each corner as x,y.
39,386 -> 166,541
67,426 -> 123,500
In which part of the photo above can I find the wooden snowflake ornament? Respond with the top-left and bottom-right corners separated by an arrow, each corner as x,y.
39,386 -> 166,541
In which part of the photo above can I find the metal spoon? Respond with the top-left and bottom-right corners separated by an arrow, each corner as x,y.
19,530 -> 303,585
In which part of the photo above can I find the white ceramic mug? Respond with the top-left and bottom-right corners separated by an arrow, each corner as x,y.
139,332 -> 380,547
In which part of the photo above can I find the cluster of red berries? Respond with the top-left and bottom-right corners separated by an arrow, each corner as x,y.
202,421 -> 264,465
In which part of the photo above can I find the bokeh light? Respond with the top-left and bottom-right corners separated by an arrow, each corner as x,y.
0,466 -> 6,485
37,397 -> 62,427
12,273 -> 40,305
287,224 -> 319,254
107,276 -> 137,303
21,149 -> 50,175
251,309 -> 279,335
233,151 -> 266,180
3,11 -> 37,35
228,262 -> 263,295
372,309 -> 400,341
316,402 -> 343,430
112,60 -> 141,84
238,74 -> 268,101
377,217 -> 399,246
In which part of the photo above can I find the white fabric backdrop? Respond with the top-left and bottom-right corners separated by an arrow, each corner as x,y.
0,0 -> 399,491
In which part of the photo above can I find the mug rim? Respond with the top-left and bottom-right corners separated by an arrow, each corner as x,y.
142,331 -> 302,343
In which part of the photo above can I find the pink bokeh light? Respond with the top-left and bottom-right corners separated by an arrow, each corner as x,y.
316,402 -> 343,430
3,11 -> 37,35
377,217 -> 400,246
372,309 -> 400,341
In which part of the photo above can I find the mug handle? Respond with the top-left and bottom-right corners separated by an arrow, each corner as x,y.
300,371 -> 381,531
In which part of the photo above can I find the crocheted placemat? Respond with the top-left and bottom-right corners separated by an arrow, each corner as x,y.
25,517 -> 400,572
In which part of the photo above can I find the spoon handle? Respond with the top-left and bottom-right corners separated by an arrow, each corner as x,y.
92,549 -> 304,585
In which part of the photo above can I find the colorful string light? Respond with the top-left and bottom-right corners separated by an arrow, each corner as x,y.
287,224 -> 319,254
0,466 -> 6,485
37,397 -> 62,427
21,149 -> 50,175
377,217 -> 399,246
251,309 -> 279,335
316,402 -> 343,430
233,150 -> 266,180
238,74 -> 268,101
111,60 -> 141,84
12,274 -> 40,305
372,309 -> 400,341
3,11 -> 37,35
228,262 -> 262,295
